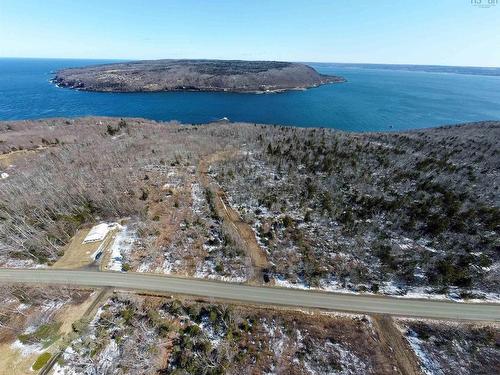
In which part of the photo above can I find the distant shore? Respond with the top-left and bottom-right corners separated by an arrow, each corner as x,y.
313,62 -> 500,77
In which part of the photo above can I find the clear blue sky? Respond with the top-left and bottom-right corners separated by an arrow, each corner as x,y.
1,0 -> 499,66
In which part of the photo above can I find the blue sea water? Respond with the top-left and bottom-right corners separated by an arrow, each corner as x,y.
1,58 -> 499,131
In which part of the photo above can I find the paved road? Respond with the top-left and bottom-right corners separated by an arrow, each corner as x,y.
0,269 -> 499,321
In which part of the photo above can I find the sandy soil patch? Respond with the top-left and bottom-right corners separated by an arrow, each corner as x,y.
0,147 -> 47,168
372,315 -> 423,375
55,291 -> 100,335
0,343 -> 41,375
52,226 -> 116,270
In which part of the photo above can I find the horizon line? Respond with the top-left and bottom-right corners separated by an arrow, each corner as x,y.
0,56 -> 499,70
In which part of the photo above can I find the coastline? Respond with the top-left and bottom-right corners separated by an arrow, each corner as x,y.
50,76 -> 346,94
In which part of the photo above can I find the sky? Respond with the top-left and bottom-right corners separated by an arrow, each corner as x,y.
0,0 -> 499,66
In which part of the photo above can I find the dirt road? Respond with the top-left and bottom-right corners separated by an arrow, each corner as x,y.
372,315 -> 423,375
198,150 -> 269,283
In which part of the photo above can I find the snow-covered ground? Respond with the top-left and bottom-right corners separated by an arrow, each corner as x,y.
273,277 -> 500,303
10,338 -> 45,357
0,258 -> 47,269
405,330 -> 437,375
10,299 -> 68,357
108,225 -> 136,271
194,257 -> 247,283
191,182 -> 205,214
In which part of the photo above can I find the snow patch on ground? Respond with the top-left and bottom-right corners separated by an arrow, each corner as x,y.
273,276 -> 360,295
56,339 -> 120,375
10,339 -> 44,356
262,320 -> 286,358
405,330 -> 439,375
331,342 -> 368,374
0,258 -> 48,269
198,316 -> 223,348
160,258 -> 174,274
108,225 -> 136,271
206,274 -> 246,283
191,182 -> 205,214
136,262 -> 151,273
52,362 -> 77,375
11,299 -> 68,356
40,299 -> 67,313
194,258 -> 246,283
155,250 -> 184,274
97,339 -> 120,372
273,276 -> 500,303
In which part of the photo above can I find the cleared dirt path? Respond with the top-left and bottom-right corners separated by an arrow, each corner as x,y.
198,150 -> 269,283
39,287 -> 111,375
372,315 -> 423,375
0,146 -> 50,168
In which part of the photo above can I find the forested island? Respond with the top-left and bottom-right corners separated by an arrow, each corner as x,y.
52,59 -> 345,93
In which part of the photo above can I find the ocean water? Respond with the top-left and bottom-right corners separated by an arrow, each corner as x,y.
1,58 -> 499,131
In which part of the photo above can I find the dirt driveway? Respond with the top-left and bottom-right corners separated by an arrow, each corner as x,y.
199,150 -> 269,283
